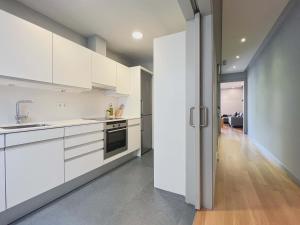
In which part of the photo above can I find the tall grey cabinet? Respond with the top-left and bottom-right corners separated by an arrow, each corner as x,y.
141,70 -> 153,154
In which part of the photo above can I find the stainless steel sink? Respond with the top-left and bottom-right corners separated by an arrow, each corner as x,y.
0,124 -> 49,130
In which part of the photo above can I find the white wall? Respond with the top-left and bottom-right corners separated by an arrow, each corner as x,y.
153,31 -> 186,196
106,49 -> 133,67
248,0 -> 300,183
221,87 -> 243,115
0,86 -> 117,124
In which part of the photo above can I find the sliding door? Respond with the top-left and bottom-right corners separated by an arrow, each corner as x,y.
186,13 -> 216,210
185,13 -> 201,209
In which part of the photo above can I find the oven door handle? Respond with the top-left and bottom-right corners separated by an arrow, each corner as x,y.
107,128 -> 127,133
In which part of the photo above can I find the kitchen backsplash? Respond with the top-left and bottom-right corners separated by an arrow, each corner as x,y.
0,86 -> 118,124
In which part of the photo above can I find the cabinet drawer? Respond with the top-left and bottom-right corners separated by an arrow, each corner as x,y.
64,132 -> 104,148
65,150 -> 103,182
128,119 -> 141,126
5,128 -> 64,147
65,123 -> 103,137
0,135 -> 4,148
65,141 -> 104,160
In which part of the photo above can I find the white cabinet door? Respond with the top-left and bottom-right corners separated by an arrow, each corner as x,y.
116,63 -> 131,95
65,150 -> 103,182
53,34 -> 92,89
0,150 -> 5,212
0,10 -> 52,83
5,139 -> 64,208
91,52 -> 117,88
128,125 -> 141,152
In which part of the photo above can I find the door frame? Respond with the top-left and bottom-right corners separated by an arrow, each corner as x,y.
219,72 -> 248,134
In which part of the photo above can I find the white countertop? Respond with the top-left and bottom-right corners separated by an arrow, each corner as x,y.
0,117 -> 140,134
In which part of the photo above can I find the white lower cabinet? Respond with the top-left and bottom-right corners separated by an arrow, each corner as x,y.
0,150 -> 5,212
1,120 -> 141,210
65,150 -> 103,182
64,132 -> 104,149
5,139 -> 64,208
128,124 -> 141,152
64,124 -> 104,182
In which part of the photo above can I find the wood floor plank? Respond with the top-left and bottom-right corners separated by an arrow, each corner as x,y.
193,127 -> 300,225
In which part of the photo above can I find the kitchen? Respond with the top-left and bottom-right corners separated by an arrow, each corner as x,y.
0,0 -> 194,224
0,3 -> 155,223
0,0 -> 218,224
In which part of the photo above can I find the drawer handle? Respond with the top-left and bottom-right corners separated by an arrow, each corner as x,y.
107,128 -> 127,133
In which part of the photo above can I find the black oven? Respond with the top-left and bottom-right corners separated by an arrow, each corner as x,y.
104,120 -> 127,159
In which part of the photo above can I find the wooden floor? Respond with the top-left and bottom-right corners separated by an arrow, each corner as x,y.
193,127 -> 300,225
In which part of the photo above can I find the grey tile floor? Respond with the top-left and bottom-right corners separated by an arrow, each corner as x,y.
12,151 -> 195,225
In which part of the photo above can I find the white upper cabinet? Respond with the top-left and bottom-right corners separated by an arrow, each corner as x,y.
0,10 -> 52,83
116,63 -> 131,95
53,34 -> 92,89
91,52 -> 117,89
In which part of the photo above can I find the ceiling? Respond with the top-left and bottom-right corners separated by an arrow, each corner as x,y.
16,0 -> 186,64
221,81 -> 244,89
222,0 -> 289,74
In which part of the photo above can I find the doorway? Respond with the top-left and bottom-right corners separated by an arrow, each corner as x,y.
220,81 -> 245,132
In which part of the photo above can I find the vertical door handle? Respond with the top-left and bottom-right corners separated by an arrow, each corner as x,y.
189,107 -> 195,127
141,100 -> 144,115
141,117 -> 144,131
200,106 -> 208,127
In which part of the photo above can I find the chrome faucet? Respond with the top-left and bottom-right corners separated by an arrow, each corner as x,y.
15,100 -> 33,124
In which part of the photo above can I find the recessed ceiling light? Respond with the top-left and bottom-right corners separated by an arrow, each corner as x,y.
241,37 -> 246,43
233,65 -> 237,69
132,31 -> 143,40
236,55 -> 240,59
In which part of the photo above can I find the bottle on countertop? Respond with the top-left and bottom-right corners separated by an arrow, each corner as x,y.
106,103 -> 114,119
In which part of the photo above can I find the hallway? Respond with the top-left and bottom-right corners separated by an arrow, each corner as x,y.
194,128 -> 300,225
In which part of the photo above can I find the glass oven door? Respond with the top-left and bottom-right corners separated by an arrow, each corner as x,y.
105,128 -> 127,159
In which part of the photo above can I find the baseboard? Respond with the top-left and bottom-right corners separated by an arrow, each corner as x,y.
249,136 -> 300,187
